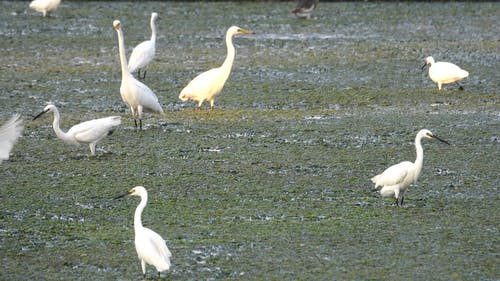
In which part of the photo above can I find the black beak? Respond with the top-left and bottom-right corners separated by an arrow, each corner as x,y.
114,190 -> 131,200
33,109 -> 49,121
432,134 -> 450,145
421,62 -> 428,70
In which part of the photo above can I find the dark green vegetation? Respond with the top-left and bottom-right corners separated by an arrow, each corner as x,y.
1,2 -> 498,280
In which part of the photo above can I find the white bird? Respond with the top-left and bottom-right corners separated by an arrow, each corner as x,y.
113,20 -> 164,129
422,56 -> 469,90
33,104 -> 121,156
128,12 -> 159,80
292,0 -> 319,19
179,26 -> 252,110
0,115 -> 23,164
29,0 -> 61,17
371,129 -> 450,206
115,186 -> 172,279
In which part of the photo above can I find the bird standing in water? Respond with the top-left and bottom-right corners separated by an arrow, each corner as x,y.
115,186 -> 172,279
371,129 -> 450,206
422,56 -> 469,90
179,26 -> 252,110
292,0 -> 319,19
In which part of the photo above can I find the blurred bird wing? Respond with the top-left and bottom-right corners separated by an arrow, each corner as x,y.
0,115 -> 23,161
182,68 -> 223,96
132,80 -> 164,114
128,40 -> 155,72
431,62 -> 469,82
373,161 -> 412,187
138,228 -> 172,268
69,116 -> 121,143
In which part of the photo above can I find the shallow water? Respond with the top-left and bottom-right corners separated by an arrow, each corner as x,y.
1,1 -> 499,280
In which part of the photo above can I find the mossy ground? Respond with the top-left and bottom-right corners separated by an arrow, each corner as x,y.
0,1 -> 498,280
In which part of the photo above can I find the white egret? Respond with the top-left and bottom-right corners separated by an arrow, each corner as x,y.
33,104 -> 121,156
371,129 -> 450,206
29,0 -> 61,17
0,115 -> 23,164
179,26 -> 253,110
422,56 -> 469,90
128,12 -> 159,80
292,0 -> 319,19
115,186 -> 172,279
113,20 -> 164,129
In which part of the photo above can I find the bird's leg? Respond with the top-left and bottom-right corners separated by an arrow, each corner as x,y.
456,82 -> 464,91
89,143 -> 96,156
209,99 -> 215,111
139,119 -> 143,130
158,271 -> 161,278
134,119 -> 138,129
400,196 -> 404,207
142,70 -> 147,80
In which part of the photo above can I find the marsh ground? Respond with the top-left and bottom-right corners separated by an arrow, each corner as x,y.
0,1 -> 498,280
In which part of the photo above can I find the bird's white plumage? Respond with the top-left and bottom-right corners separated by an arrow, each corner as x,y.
113,20 -> 163,129
0,115 -> 23,164
424,56 -> 469,90
33,104 -> 121,156
29,0 -> 61,17
179,26 -> 252,110
371,129 -> 449,206
128,12 -> 158,77
118,186 -> 171,277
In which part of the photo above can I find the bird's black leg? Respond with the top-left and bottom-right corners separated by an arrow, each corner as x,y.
142,70 -> 147,80
456,82 -> 464,91
139,119 -> 143,130
158,271 -> 161,278
400,196 -> 404,206
134,119 -> 138,129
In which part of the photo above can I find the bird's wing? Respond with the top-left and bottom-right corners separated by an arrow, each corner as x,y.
181,68 -> 222,97
431,62 -> 469,81
0,115 -> 23,162
373,161 -> 412,188
132,79 -> 164,114
141,228 -> 172,264
128,40 -> 155,72
68,117 -> 120,143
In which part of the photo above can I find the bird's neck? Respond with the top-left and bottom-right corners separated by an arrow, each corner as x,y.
221,33 -> 236,78
116,29 -> 131,79
134,194 -> 147,230
414,136 -> 424,178
50,109 -> 71,143
150,19 -> 156,42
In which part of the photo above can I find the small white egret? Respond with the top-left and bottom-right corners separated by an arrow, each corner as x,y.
0,115 -> 23,164
292,0 -> 319,19
128,12 -> 159,80
422,56 -> 469,90
113,20 -> 164,129
33,104 -> 121,156
29,0 -> 61,17
371,129 -> 450,206
179,26 -> 253,110
115,186 -> 172,279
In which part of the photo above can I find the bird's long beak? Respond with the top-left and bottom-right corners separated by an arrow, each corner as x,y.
32,109 -> 49,121
431,134 -> 450,145
114,190 -> 132,200
421,62 -> 428,70
238,28 -> 253,35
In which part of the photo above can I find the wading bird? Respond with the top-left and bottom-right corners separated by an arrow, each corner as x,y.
113,20 -> 164,129
292,0 -> 319,19
179,26 -> 252,110
128,12 -> 159,80
371,129 -> 450,206
33,104 -> 121,156
29,0 -> 61,17
422,56 -> 469,90
115,186 -> 172,279
0,115 -> 23,164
